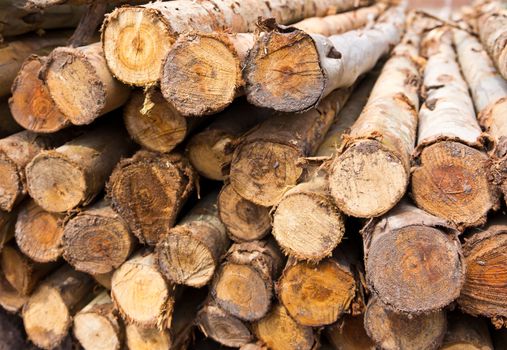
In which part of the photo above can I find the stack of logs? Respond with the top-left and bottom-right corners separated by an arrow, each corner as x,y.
0,0 -> 507,349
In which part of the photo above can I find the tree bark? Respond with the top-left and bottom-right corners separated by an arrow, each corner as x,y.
326,314 -> 376,350
26,123 -> 132,213
364,296 -> 447,350
156,191 -> 229,288
107,150 -> 196,246
0,271 -> 28,313
73,291 -> 123,350
328,18 -> 423,218
101,0 -> 371,86
244,6 -> 404,113
229,88 -> 351,207
412,27 -> 499,230
440,312 -> 493,349
42,42 -> 130,126
0,209 -> 17,253
211,239 -> 284,321
63,199 -> 135,275
22,265 -> 95,350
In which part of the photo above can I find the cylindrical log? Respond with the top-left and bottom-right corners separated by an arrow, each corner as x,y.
440,312 -> 493,349
93,272 -> 112,290
412,27 -> 499,229
458,216 -> 507,328
0,99 -> 23,138
272,72 -> 377,260
73,291 -> 123,350
15,200 -> 65,263
0,271 -> 28,313
230,88 -> 350,207
0,210 -> 17,253
63,199 -> 135,275
107,150 -> 196,246
42,42 -> 130,126
0,244 -> 59,295
244,6 -> 404,113
22,265 -> 95,350
217,183 -> 271,242
111,251 -> 175,329
211,239 -> 284,321
9,55 -> 70,133
364,296 -> 447,350
102,0 -> 370,87
364,201 -> 465,314
26,124 -> 132,213
326,314 -> 376,350
156,191 -> 229,288
328,19 -> 423,218
186,102 -> 273,181
126,325 -> 171,350
252,303 -> 316,350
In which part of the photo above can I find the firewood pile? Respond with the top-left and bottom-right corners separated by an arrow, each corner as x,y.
0,0 -> 507,349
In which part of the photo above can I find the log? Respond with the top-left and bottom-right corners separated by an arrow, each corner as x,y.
111,251 -> 175,329
9,55 -> 70,133
196,301 -> 253,348
92,272 -> 112,290
187,102 -> 273,181
272,73 -> 377,260
123,89 -> 197,154
364,296 -> 447,350
244,6 -> 404,113
457,216 -> 507,328
440,313 -> 493,350
0,271 -> 28,313
412,27 -> 499,229
63,199 -> 135,275
15,200 -> 65,263
73,291 -> 123,350
252,303 -> 316,350
229,88 -> 351,207
0,244 -> 59,295
22,265 -> 95,349
156,191 -> 229,288
107,150 -> 196,246
42,42 -> 131,126
211,239 -> 284,321
328,18 -> 423,218
277,255 -> 356,326
217,183 -> 271,242
0,99 -> 23,137
0,209 -> 17,253
326,314 -> 376,350
125,325 -> 171,350
363,201 -> 465,314
26,123 -> 132,213
101,0 -> 371,87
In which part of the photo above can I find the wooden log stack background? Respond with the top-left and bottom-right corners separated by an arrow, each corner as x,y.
1,0 -> 507,349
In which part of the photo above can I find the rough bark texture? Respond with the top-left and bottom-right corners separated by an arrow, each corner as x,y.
244,6 -> 404,113
101,0 -> 371,86
156,192 -> 229,288
412,27 -> 499,229
15,200 -> 66,263
107,150 -> 196,246
252,303 -> 316,350
187,101 -> 273,181
0,271 -> 28,313
364,296 -> 447,350
217,183 -> 271,242
67,2 -> 107,47
363,201 -> 465,314
42,42 -> 131,126
329,20 -> 422,218
26,124 -> 132,213
458,216 -> 507,328
230,88 -> 351,207
73,291 -> 123,350
211,239 -> 284,321
440,312 -> 493,349
22,265 -> 95,350
63,199 -> 135,275
326,314 -> 376,350
0,209 -> 17,253
111,251 -> 175,329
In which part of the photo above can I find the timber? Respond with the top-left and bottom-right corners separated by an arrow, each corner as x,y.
0,99 -> 23,137
0,209 -> 17,253
0,271 -> 28,313
440,313 -> 493,350
125,325 -> 171,350
326,314 -> 376,350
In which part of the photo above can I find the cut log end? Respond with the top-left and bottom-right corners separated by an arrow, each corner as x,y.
187,130 -> 233,181
218,184 -> 271,242
412,141 -> 497,228
102,7 -> 173,86
367,225 -> 464,313
278,258 -> 356,327
230,142 -> 302,207
0,154 -> 21,212
245,30 -> 324,112
125,324 -> 172,350
330,139 -> 408,218
73,312 -> 121,350
1,245 -> 34,295
161,33 -> 240,116
0,272 -> 28,313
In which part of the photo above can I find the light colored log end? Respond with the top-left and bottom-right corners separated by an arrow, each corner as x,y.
125,324 -> 172,350
73,313 -> 121,350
